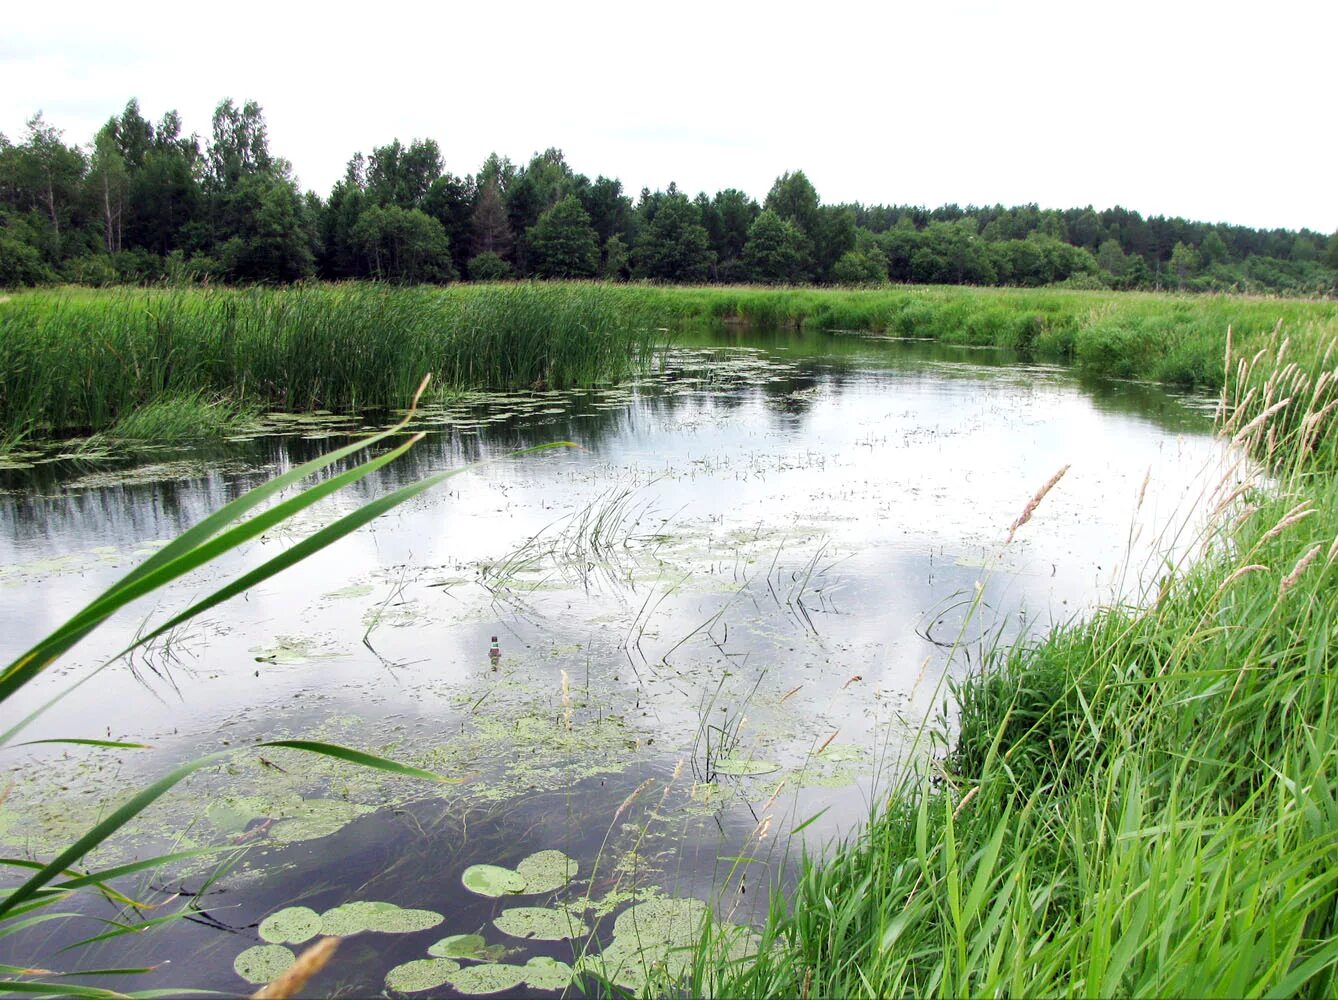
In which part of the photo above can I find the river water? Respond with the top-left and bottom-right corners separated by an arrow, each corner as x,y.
0,328 -> 1229,995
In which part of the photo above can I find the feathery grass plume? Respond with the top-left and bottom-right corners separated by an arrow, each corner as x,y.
1218,563 -> 1269,591
1230,397 -> 1292,448
1278,544 -> 1322,598
1261,500 -> 1315,541
251,937 -> 339,1000
1006,464 -> 1071,543
1327,534 -> 1338,567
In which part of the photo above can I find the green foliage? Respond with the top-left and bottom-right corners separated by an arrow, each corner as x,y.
632,192 -> 714,282
351,204 -> 456,283
468,251 -> 512,281
527,195 -> 599,278
601,233 -> 629,280
0,99 -> 1334,293
741,210 -> 808,284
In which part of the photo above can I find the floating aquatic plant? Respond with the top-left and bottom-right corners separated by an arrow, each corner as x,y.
318,900 -> 443,936
461,863 -> 527,897
712,755 -> 780,776
494,905 -> 590,941
384,957 -> 461,993
258,905 -> 322,945
444,962 -> 526,995
233,943 -> 295,985
515,849 -> 579,893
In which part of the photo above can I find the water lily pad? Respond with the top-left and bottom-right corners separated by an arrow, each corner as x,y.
612,895 -> 709,945
712,755 -> 780,776
233,944 -> 294,985
319,900 -> 443,936
445,962 -> 527,995
521,956 -> 575,991
428,933 -> 488,959
515,849 -> 579,893
494,905 -> 589,941
385,957 -> 461,993
462,863 -> 526,897
259,906 -> 321,944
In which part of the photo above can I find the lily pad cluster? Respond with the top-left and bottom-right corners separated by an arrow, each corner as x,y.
234,901 -> 445,984
384,921 -> 581,995
461,849 -> 579,897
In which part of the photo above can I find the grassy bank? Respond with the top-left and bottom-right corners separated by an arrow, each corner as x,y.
0,282 -> 656,438
688,324 -> 1338,994
624,284 -> 1337,388
2,281 -> 1334,440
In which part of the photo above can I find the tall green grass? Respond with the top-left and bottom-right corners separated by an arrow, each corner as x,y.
688,322 -> 1338,996
0,282 -> 656,437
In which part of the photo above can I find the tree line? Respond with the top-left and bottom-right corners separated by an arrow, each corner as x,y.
3,98 -> 1336,295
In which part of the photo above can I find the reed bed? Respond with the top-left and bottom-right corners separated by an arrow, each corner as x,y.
0,282 -> 656,437
688,318 -> 1338,996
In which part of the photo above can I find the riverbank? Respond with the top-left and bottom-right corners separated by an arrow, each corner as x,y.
2,282 -> 1335,442
688,322 -> 1338,995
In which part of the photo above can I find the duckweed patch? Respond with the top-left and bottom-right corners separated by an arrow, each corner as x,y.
258,905 -> 322,944
521,956 -> 575,991
384,957 -> 461,993
494,905 -> 591,941
250,633 -> 346,664
515,849 -> 579,893
233,943 -> 294,985
318,900 -> 444,936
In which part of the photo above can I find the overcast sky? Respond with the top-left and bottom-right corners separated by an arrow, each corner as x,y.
3,0 -> 1334,233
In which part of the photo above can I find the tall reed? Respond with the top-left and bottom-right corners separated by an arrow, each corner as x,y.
0,283 -> 657,437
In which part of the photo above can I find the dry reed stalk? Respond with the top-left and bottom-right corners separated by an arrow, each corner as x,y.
780,684 -> 803,703
1221,384 -> 1257,435
1006,464 -> 1071,543
1261,501 -> 1315,541
1218,564 -> 1269,592
1301,399 -> 1338,451
952,785 -> 980,819
560,669 -> 572,730
1231,398 -> 1292,448
252,937 -> 339,999
612,778 -> 657,824
817,730 -> 840,754
1279,544 -> 1323,598
761,779 -> 788,813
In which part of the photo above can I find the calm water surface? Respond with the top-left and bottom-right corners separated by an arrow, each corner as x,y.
0,329 -> 1229,994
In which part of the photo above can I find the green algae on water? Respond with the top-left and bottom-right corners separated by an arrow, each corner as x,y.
233,944 -> 295,984
494,905 -> 590,941
385,957 -> 461,993
515,849 -> 579,893
319,900 -> 444,936
258,905 -> 322,944
521,956 -> 575,991
444,962 -> 527,995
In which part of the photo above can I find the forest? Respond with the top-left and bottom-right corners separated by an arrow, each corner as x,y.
2,97 -> 1336,295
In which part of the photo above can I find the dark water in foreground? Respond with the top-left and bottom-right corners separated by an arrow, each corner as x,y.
0,329 -> 1229,995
